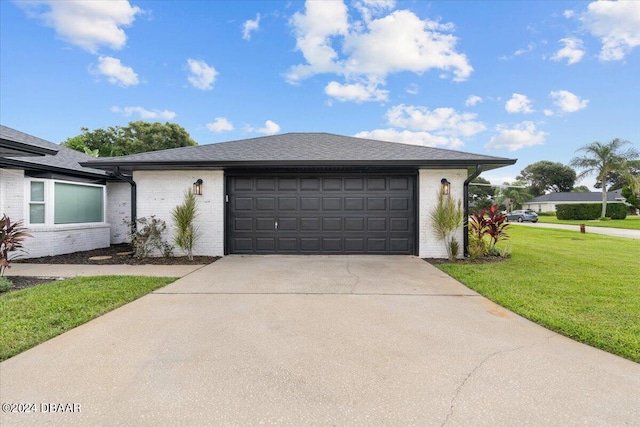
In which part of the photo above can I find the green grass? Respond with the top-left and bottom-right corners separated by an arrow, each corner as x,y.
438,227 -> 640,362
538,215 -> 640,230
0,276 -> 176,361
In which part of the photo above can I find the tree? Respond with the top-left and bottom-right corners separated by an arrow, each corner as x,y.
516,161 -> 577,196
621,186 -> 640,211
429,189 -> 463,261
571,185 -> 591,192
172,189 -> 201,261
62,121 -> 197,157
496,181 -> 533,212
468,177 -> 495,210
570,139 -> 640,218
594,160 -> 640,191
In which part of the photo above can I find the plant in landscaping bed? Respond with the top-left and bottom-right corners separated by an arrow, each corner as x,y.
128,216 -> 174,258
1,214 -> 32,277
0,276 -> 13,293
171,189 -> 201,261
468,205 -> 510,258
429,189 -> 463,261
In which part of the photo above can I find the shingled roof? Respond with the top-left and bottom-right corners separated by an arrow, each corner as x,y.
83,132 -> 516,172
0,125 -> 59,157
0,125 -> 108,178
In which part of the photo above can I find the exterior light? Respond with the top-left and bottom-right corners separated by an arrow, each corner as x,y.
441,178 -> 451,196
193,179 -> 203,196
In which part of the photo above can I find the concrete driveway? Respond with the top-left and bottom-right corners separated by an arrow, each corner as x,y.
1,256 -> 639,426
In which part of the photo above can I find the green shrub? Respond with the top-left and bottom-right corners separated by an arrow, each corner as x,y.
0,276 -> 13,293
556,203 -> 627,220
536,211 -> 556,216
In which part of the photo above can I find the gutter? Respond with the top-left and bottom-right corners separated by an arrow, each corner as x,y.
463,165 -> 483,257
109,167 -> 137,232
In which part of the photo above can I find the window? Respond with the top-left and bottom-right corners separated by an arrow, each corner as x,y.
54,182 -> 104,224
29,181 -> 45,224
26,179 -> 105,225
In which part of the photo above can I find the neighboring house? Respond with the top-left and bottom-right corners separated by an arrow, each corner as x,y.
84,133 -> 516,258
523,190 -> 626,213
0,125 -> 131,258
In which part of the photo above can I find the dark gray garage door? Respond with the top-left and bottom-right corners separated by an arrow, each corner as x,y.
227,174 -> 416,254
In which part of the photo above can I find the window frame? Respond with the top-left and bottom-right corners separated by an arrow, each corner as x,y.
25,178 -> 106,226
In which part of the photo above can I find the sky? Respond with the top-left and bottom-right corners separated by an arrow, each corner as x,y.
1,0 -> 639,187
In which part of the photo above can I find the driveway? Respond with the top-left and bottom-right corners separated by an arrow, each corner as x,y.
1,256 -> 639,426
513,221 -> 640,239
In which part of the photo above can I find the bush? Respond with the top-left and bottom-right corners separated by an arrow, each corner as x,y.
536,211 -> 556,216
128,216 -> 174,258
0,276 -> 13,293
557,203 -> 627,220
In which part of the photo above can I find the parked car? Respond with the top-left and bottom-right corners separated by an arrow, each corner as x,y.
506,209 -> 539,222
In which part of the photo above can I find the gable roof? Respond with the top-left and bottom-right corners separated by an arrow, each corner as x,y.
526,190 -> 625,204
0,125 -> 108,178
83,132 -> 516,172
0,125 -> 59,157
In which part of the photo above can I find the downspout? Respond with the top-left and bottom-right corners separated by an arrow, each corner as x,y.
463,164 -> 483,257
110,167 -> 137,232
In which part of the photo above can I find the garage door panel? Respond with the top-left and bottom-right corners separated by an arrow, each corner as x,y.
228,175 -> 414,254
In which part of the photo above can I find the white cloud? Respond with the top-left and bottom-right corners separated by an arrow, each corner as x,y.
324,81 -> 388,102
549,90 -> 589,113
485,121 -> 547,151
186,58 -> 217,90
258,120 -> 281,135
514,43 -> 535,56
551,37 -> 585,65
91,56 -> 138,86
242,14 -> 260,40
582,0 -> 640,61
405,83 -> 419,95
563,10 -> 575,19
465,95 -> 482,107
355,128 -> 463,148
287,2 -> 472,100
206,117 -> 234,132
543,109 -> 554,117
505,93 -> 534,114
355,104 -> 485,149
18,0 -> 142,53
111,106 -> 176,120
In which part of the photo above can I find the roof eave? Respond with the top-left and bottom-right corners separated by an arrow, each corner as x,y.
0,140 -> 59,157
1,158 -> 110,179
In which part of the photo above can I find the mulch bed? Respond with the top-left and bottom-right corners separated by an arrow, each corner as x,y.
3,244 -> 219,293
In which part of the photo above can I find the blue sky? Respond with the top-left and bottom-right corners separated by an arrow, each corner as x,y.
1,0 -> 639,187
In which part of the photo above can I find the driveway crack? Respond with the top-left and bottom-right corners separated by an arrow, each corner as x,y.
441,342 -> 536,427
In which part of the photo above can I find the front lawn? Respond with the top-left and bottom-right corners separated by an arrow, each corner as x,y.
537,215 -> 640,230
437,226 -> 640,362
0,276 -> 176,361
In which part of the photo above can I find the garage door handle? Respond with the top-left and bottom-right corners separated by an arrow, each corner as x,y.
275,221 -> 278,230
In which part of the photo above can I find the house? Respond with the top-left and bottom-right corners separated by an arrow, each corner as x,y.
0,125 -> 132,258
82,133 -> 516,258
523,190 -> 626,213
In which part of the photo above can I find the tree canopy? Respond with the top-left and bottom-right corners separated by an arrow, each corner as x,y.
62,121 -> 197,157
516,161 -> 576,196
496,181 -> 533,212
468,177 -> 495,209
570,138 -> 639,218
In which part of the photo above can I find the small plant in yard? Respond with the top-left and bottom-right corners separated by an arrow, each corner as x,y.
1,214 -> 32,277
429,189 -> 463,261
128,216 -> 174,258
468,205 -> 510,258
171,188 -> 201,261
0,276 -> 13,293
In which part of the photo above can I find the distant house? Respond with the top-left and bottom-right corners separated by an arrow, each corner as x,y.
0,125 -> 131,258
523,190 -> 626,213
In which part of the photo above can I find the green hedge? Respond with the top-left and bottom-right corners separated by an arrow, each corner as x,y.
556,203 -> 627,220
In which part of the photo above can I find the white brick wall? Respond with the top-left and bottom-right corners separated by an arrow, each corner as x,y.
418,169 -> 467,259
22,224 -> 111,259
106,181 -> 131,244
134,170 -> 224,257
0,168 -> 25,221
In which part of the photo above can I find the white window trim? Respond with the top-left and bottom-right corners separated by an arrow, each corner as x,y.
24,178 -> 107,227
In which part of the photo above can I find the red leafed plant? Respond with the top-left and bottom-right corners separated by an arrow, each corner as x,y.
0,214 -> 32,277
468,205 -> 510,257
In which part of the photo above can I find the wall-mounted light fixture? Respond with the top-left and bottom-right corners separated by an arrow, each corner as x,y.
193,179 -> 203,196
441,178 -> 451,196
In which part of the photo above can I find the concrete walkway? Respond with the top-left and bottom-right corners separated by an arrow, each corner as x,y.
5,263 -> 205,278
1,256 -> 639,426
513,221 -> 640,239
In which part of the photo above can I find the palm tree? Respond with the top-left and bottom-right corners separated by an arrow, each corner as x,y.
570,139 -> 639,218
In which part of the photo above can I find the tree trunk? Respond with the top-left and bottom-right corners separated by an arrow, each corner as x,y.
601,186 -> 607,218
